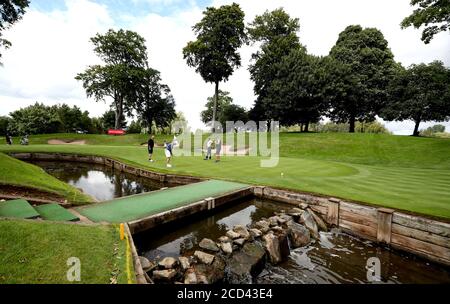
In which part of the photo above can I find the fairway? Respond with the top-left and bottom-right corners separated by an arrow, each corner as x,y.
76,180 -> 249,223
1,133 -> 450,219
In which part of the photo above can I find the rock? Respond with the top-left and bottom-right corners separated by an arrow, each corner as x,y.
218,236 -> 230,243
290,207 -> 304,214
299,202 -> 309,210
158,257 -> 178,269
152,269 -> 177,281
307,208 -> 328,232
226,230 -> 241,239
184,269 -> 197,284
288,222 -> 311,248
219,242 -> 233,254
179,256 -> 190,271
255,220 -> 270,233
228,242 -> 266,283
193,255 -> 226,284
143,271 -> 154,284
233,225 -> 250,239
271,226 -> 283,233
194,251 -> 215,265
139,256 -> 155,272
262,232 -> 290,264
199,238 -> 220,252
233,238 -> 246,246
300,210 -> 319,239
249,228 -> 262,238
268,216 -> 279,227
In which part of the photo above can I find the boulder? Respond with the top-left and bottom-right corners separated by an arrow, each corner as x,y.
271,226 -> 283,233
299,202 -> 309,210
290,207 -> 304,214
233,225 -> 250,239
288,222 -> 311,248
152,269 -> 177,281
228,242 -> 266,283
226,230 -> 241,239
193,255 -> 226,284
300,210 -> 319,239
218,236 -> 230,243
278,214 -> 293,225
307,208 -> 328,232
268,216 -> 279,227
233,238 -> 246,246
255,220 -> 271,233
194,251 -> 215,265
199,238 -> 220,252
249,228 -> 262,238
158,257 -> 178,269
184,269 -> 197,284
262,232 -> 290,264
219,242 -> 233,254
179,256 -> 190,271
139,256 -> 155,272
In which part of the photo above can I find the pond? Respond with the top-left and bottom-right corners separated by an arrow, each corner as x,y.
28,160 -> 173,201
133,198 -> 450,284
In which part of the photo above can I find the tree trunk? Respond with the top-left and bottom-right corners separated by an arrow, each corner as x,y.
304,121 -> 309,132
349,116 -> 356,133
212,81 -> 219,133
413,119 -> 421,136
114,97 -> 123,130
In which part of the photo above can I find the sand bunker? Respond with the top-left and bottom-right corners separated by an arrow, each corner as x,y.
48,139 -> 86,145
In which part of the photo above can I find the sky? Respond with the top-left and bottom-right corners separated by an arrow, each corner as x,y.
0,0 -> 449,135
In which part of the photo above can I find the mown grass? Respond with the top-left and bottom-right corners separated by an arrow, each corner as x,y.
0,153 -> 92,205
0,132 -> 449,219
0,219 -> 134,284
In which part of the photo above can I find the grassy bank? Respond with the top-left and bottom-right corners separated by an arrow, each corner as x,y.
0,153 -> 92,205
1,132 -> 449,219
0,219 -> 134,284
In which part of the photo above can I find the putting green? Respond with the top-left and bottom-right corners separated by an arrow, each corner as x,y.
34,204 -> 79,222
76,180 -> 249,223
0,199 -> 39,219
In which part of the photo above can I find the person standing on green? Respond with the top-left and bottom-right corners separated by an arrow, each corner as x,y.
148,135 -> 155,162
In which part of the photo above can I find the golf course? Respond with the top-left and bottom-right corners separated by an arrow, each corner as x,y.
1,132 -> 449,219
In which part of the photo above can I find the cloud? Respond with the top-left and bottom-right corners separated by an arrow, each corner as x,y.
0,0 -> 449,134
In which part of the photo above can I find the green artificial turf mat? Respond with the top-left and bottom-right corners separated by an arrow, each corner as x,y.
76,180 -> 249,223
34,204 -> 79,222
0,199 -> 40,219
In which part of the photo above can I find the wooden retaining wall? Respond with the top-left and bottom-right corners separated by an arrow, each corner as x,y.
253,186 -> 450,266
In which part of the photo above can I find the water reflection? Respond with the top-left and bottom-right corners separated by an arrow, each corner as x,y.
29,160 -> 173,201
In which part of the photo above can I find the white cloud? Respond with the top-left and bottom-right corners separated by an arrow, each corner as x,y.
0,0 -> 449,134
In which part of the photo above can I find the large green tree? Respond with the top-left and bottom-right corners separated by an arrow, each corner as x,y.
183,3 -> 246,131
0,0 -> 29,63
247,8 -> 304,124
401,0 -> 450,44
382,61 -> 450,136
76,29 -> 148,129
7,102 -> 60,135
327,25 -> 397,132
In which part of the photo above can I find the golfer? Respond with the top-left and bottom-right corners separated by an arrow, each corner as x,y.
204,138 -> 212,160
148,135 -> 155,162
215,138 -> 222,162
164,140 -> 173,168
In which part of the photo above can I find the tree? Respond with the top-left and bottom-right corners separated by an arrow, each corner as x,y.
382,61 -> 450,136
183,3 -> 247,131
76,29 -> 148,129
0,116 -> 12,136
327,25 -> 397,132
266,49 -> 327,131
247,8 -> 304,123
7,102 -> 60,135
134,68 -> 176,134
101,109 -> 126,131
401,0 -> 450,44
0,0 -> 29,63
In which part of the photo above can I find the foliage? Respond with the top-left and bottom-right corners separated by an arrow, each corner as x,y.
101,109 -> 126,131
127,120 -> 142,134
0,116 -> 12,136
326,25 -> 397,132
382,61 -> 450,136
420,124 -> 447,137
401,0 -> 450,44
0,0 -> 29,63
183,3 -> 247,129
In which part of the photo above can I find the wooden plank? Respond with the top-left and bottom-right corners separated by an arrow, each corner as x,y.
392,223 -> 450,249
339,210 -> 378,229
377,209 -> 393,244
340,201 -> 377,221
327,201 -> 339,226
339,218 -> 377,238
391,233 -> 450,262
393,213 -> 450,237
310,205 -> 328,216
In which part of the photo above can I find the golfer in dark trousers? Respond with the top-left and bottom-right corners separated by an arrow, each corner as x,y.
148,135 -> 155,162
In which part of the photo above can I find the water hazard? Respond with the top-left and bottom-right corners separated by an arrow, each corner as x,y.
134,198 -> 450,284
